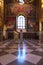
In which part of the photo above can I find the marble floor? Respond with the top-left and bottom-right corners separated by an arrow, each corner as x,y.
0,39 -> 43,65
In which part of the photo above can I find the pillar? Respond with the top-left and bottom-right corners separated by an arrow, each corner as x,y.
0,0 -> 4,41
39,21 -> 42,44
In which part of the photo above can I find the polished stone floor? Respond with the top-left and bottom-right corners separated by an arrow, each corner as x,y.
0,39 -> 43,65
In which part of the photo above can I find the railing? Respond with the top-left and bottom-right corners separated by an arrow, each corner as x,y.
0,30 -> 43,42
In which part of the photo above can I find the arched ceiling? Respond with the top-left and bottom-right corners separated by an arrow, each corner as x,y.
5,0 -> 39,17
4,0 -> 38,5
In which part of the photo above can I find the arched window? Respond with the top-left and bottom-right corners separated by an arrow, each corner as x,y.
19,0 -> 24,5
16,15 -> 26,30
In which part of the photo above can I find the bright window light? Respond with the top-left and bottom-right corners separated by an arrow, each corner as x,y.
0,1 -> 1,6
17,15 -> 25,29
18,43 -> 26,63
19,0 -> 24,5
41,0 -> 43,3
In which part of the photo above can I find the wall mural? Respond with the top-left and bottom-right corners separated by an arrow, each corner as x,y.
6,17 -> 16,30
6,4 -> 33,16
5,2 -> 36,31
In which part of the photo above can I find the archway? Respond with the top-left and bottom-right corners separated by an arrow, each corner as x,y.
16,15 -> 26,32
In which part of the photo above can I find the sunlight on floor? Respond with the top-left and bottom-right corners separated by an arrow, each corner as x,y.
18,43 -> 26,63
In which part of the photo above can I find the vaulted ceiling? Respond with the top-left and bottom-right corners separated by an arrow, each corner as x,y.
4,0 -> 39,6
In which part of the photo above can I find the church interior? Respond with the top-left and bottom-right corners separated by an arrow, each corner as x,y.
0,0 -> 43,65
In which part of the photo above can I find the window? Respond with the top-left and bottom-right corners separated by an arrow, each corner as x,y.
16,15 -> 25,30
19,0 -> 24,5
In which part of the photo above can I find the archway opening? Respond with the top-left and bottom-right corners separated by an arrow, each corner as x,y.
16,15 -> 26,32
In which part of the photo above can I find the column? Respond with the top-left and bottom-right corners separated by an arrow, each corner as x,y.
39,21 -> 42,45
0,0 -> 4,42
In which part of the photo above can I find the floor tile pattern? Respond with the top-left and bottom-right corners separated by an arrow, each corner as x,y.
0,39 -> 43,65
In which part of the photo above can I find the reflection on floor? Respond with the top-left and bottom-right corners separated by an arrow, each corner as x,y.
0,39 -> 43,65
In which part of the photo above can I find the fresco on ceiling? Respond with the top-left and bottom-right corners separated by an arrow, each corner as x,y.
6,4 -> 33,16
